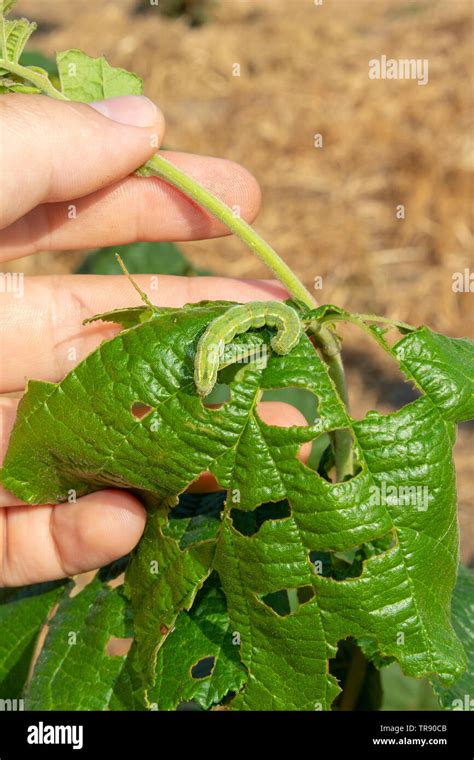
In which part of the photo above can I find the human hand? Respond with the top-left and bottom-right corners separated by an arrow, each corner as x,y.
0,94 -> 309,586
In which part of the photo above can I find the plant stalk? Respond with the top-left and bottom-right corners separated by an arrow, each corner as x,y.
0,58 -> 68,99
138,154 -> 317,308
338,645 -> 369,711
140,155 -> 354,480
1,61 -> 353,479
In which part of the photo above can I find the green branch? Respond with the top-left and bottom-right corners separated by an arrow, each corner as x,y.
138,154 -> 317,309
339,645 -> 369,711
140,155 -> 354,481
0,57 -> 353,480
0,58 -> 67,99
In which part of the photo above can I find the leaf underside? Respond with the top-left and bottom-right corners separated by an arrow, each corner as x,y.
56,49 -> 143,101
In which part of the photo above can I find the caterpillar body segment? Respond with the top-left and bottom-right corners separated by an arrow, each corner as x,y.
194,301 -> 302,396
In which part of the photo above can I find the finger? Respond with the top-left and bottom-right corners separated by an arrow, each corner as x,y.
0,490 -> 146,586
0,152 -> 262,260
0,399 -> 311,505
0,397 -> 24,506
0,276 -> 289,392
0,94 -> 164,229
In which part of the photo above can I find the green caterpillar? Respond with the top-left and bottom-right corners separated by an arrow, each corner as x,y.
194,301 -> 302,397
112,258 -> 304,399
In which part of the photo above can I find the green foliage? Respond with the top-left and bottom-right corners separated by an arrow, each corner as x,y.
19,50 -> 58,77
1,299 -> 473,709
57,49 -> 143,102
0,17 -> 36,76
0,2 -> 472,712
381,565 -> 474,712
0,21 -> 142,99
432,565 -> 474,710
25,575 -> 129,710
149,574 -> 246,709
0,582 -> 65,700
76,241 -> 208,277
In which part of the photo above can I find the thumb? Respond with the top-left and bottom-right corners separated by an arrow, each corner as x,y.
0,93 -> 164,228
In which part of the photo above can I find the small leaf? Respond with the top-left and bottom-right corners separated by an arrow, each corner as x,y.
83,305 -> 160,328
307,304 -> 347,321
0,81 -> 40,93
0,18 -> 37,75
26,575 -> 130,710
0,581 -> 66,700
394,328 -> 474,422
1,1 -> 17,18
4,19 -> 36,62
76,241 -> 207,276
57,49 -> 143,101
432,564 -> 474,710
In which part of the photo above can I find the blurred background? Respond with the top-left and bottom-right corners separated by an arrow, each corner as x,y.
7,0 -> 473,562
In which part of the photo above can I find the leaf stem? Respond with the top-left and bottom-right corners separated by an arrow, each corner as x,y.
138,154 -> 317,309
140,153 -> 354,481
2,61 -> 353,480
354,314 -> 415,331
317,312 -> 415,334
0,58 -> 68,99
338,644 -> 368,711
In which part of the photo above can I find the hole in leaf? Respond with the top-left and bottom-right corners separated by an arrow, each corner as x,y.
28,606 -> 58,684
334,322 -> 421,419
165,511 -> 222,549
259,387 -> 319,426
99,555 -> 130,585
230,500 -> 291,536
329,638 -> 384,711
106,637 -> 133,657
310,532 -> 395,581
186,471 -> 223,494
172,491 -> 226,517
201,383 -> 231,408
257,394 -> 315,463
131,402 -> 153,419
69,570 -> 97,598
299,432 -> 331,473
309,550 -> 333,578
191,656 -> 215,679
260,586 -> 315,616
106,573 -> 125,589
303,428 -> 361,482
165,495 -> 225,549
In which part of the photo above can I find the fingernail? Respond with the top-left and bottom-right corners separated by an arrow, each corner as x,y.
89,95 -> 158,127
